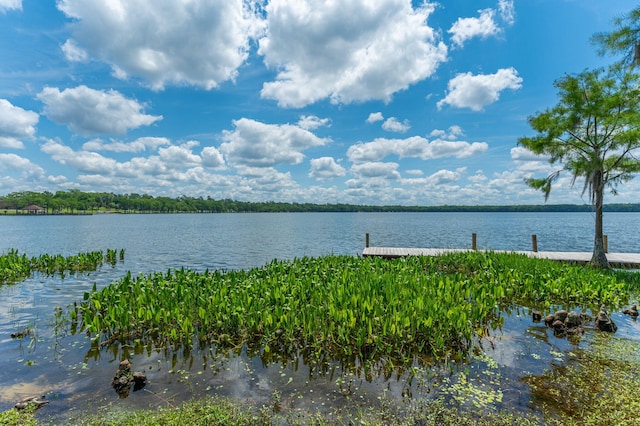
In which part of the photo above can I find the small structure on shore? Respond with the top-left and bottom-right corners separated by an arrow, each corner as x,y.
22,204 -> 46,214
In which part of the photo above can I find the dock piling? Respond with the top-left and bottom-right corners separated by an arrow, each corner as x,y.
532,234 -> 538,252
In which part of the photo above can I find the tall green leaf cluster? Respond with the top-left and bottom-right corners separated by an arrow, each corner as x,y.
0,248 -> 124,285
76,253 -> 638,364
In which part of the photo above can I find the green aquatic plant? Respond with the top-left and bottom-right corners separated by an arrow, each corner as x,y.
0,249 -> 125,285
75,252 -> 638,365
0,248 -> 32,284
0,406 -> 37,426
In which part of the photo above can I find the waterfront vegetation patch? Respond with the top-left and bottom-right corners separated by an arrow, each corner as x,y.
75,252 -> 640,365
0,405 -> 37,426
4,252 -> 640,425
0,249 -> 124,285
524,336 -> 640,425
4,396 -> 552,426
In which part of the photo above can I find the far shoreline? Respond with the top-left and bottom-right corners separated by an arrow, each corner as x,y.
2,190 -> 640,215
2,203 -> 640,216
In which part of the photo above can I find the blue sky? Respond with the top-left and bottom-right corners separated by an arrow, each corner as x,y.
0,0 -> 637,205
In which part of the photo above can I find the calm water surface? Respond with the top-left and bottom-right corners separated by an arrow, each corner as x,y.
0,212 -> 638,421
2,212 -> 640,272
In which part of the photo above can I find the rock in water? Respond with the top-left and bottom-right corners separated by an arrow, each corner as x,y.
112,360 -> 133,397
15,395 -> 49,410
595,305 -> 617,333
112,359 -> 147,397
564,311 -> 582,328
544,314 -> 555,327
553,310 -> 568,323
552,319 -> 566,335
532,310 -> 543,322
133,371 -> 147,391
622,304 -> 639,317
580,312 -> 592,323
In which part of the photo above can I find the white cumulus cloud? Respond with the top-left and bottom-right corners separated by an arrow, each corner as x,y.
201,146 -> 226,169
0,0 -> 21,13
57,0 -> 264,90
405,169 -> 423,176
234,166 -> 299,194
40,138 -> 228,185
0,99 -> 39,149
259,0 -> 447,107
61,39 -> 88,62
0,153 -> 44,179
449,8 -> 499,48
220,118 -> 330,167
82,137 -> 170,153
448,1 -> 515,48
347,130 -> 488,163
37,85 -> 162,135
158,142 -> 202,168
403,168 -> 466,186
309,157 -> 346,181
42,139 -> 119,175
511,146 -> 549,162
366,112 -> 384,123
382,117 -> 410,133
437,67 -> 522,111
351,162 -> 401,180
297,115 -> 331,130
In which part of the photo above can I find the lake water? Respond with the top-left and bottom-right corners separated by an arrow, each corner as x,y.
2,212 -> 639,273
1,212 -> 639,421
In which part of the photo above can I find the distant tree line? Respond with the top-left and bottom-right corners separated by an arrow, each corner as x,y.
1,190 -> 639,214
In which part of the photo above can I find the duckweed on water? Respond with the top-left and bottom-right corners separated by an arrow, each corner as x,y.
75,252 -> 640,364
525,336 -> 640,425
46,396 -> 553,426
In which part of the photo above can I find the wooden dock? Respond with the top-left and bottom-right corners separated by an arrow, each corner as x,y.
362,247 -> 640,269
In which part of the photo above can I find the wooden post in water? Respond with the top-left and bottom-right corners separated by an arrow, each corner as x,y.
472,233 -> 477,250
532,234 -> 538,252
604,235 -> 608,253
366,233 -> 370,248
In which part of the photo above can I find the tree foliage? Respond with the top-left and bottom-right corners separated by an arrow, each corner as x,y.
2,189 -> 640,214
518,68 -> 640,267
592,6 -> 640,68
520,68 -> 640,199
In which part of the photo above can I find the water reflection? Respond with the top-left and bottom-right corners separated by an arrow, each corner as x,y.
2,291 -> 639,423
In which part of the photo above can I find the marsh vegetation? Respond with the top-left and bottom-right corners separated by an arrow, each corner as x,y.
0,249 -> 124,285
76,253 -> 636,364
2,251 -> 640,425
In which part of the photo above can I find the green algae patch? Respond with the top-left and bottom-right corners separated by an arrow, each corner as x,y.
524,336 -> 640,425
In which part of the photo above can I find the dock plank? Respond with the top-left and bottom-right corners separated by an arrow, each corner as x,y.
362,247 -> 640,268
